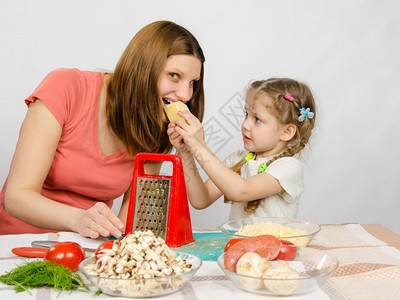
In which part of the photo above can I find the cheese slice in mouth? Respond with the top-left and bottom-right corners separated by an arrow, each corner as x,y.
164,101 -> 190,122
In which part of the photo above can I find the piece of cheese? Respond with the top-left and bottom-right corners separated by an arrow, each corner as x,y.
164,101 -> 190,122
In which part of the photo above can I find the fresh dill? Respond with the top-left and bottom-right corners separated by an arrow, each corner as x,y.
0,260 -> 88,296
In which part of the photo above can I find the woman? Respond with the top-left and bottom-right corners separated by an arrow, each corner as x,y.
0,20 -> 205,239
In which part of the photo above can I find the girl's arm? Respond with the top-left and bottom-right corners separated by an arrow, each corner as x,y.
5,100 -> 124,239
174,111 -> 284,203
167,124 -> 223,209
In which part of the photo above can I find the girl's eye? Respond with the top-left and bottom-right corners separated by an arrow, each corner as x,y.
169,73 -> 179,80
255,117 -> 261,123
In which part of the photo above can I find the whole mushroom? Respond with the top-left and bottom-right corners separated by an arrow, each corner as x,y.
235,252 -> 271,290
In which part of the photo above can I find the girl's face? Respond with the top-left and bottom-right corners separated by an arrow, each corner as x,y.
158,54 -> 202,122
242,94 -> 290,158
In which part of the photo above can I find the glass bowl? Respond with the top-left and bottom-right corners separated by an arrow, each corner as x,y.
79,252 -> 202,297
217,246 -> 339,296
220,217 -> 321,246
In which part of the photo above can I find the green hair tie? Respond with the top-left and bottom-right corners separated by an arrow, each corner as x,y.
245,152 -> 268,173
245,152 -> 255,161
258,162 -> 267,173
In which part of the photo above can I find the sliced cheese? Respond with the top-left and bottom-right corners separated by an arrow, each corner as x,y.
164,101 -> 190,122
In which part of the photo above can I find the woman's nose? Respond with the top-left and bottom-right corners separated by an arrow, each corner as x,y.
175,83 -> 193,102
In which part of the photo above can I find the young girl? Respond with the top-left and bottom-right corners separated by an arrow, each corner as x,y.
167,78 -> 316,219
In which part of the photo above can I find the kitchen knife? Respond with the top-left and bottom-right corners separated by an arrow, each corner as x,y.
31,240 -> 96,253
11,247 -> 47,258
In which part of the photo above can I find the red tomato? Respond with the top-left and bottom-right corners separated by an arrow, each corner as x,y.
44,242 -> 85,271
271,240 -> 297,261
95,240 -> 117,260
224,238 -> 244,253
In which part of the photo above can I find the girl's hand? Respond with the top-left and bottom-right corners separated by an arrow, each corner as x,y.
76,202 -> 124,239
167,123 -> 190,155
173,111 -> 205,151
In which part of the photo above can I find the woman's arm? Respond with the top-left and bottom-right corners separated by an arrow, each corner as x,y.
174,111 -> 284,203
118,186 -> 131,230
5,100 -> 123,238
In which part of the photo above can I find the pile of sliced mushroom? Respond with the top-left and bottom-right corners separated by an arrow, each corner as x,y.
84,230 -> 192,279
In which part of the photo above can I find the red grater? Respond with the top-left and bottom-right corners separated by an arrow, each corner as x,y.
125,153 -> 194,248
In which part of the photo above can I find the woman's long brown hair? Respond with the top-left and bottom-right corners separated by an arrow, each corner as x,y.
106,21 -> 205,156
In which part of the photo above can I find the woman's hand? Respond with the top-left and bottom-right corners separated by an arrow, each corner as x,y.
76,202 -> 124,239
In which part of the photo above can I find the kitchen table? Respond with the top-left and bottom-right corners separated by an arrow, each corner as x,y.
1,223 -> 400,300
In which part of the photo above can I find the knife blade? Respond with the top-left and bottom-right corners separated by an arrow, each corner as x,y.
31,240 -> 96,253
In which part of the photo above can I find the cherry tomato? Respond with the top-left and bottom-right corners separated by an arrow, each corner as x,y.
224,238 -> 244,253
95,240 -> 117,260
271,240 -> 297,261
43,242 -> 85,271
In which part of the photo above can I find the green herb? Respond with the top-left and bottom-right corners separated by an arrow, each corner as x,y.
0,260 -> 88,296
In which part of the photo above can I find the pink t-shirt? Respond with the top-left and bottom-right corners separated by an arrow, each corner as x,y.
0,68 -> 135,234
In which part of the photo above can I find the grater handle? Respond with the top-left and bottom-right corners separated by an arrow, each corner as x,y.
133,153 -> 183,177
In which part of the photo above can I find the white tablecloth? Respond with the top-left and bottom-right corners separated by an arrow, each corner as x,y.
1,225 -> 400,299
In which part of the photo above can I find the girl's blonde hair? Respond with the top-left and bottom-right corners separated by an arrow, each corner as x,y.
106,21 -> 205,155
226,78 -> 316,213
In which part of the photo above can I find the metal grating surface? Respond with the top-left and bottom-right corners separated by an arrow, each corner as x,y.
132,177 -> 170,239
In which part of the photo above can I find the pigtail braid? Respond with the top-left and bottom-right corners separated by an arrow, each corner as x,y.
242,152 -> 288,213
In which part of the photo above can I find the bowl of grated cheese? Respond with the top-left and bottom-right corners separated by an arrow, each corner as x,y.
220,218 -> 321,246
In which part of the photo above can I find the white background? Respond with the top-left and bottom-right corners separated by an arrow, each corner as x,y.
1,1 -> 399,234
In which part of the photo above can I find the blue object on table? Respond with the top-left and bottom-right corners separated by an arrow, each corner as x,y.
112,231 -> 229,261
175,232 -> 228,261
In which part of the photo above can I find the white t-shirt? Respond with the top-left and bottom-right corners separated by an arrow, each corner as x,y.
223,150 -> 304,220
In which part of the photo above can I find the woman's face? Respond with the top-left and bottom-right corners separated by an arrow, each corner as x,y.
158,54 -> 202,122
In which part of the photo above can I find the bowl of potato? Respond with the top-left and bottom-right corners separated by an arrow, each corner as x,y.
217,242 -> 338,296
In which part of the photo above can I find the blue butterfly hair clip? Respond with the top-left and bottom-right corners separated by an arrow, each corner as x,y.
298,108 -> 314,122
